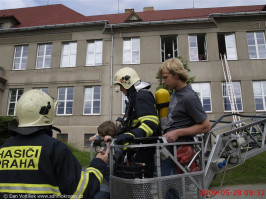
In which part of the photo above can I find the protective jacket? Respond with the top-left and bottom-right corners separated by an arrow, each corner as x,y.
121,83 -> 159,176
0,124 -> 106,199
126,87 -> 159,138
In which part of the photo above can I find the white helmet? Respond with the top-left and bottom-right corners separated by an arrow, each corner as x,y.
16,89 -> 57,127
113,67 -> 140,89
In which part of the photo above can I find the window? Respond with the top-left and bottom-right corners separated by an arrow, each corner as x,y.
222,82 -> 243,112
252,81 -> 266,111
246,32 -> 266,59
188,34 -> 207,61
83,86 -> 101,115
57,87 -> 74,115
36,43 -> 52,69
191,83 -> 212,112
13,45 -> 29,70
86,40 -> 103,66
84,133 -> 94,147
123,38 -> 140,64
57,133 -> 68,143
7,89 -> 24,116
122,93 -> 128,114
61,42 -> 77,67
218,33 -> 238,60
161,35 -> 178,62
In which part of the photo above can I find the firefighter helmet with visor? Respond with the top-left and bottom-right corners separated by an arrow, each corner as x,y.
113,67 -> 140,89
16,89 -> 57,127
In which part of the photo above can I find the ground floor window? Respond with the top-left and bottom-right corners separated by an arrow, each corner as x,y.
191,83 -> 212,112
222,82 -> 243,112
7,88 -> 24,116
84,133 -> 95,147
57,87 -> 74,115
57,133 -> 68,143
83,86 -> 101,115
253,81 -> 266,111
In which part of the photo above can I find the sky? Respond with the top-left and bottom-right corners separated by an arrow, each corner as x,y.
0,0 -> 265,16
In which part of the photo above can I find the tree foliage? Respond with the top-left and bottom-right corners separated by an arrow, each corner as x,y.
0,116 -> 13,145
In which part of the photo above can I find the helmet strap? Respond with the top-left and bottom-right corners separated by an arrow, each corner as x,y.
52,126 -> 61,134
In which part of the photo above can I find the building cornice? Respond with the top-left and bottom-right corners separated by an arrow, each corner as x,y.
209,10 -> 266,18
0,20 -> 108,33
105,18 -> 211,28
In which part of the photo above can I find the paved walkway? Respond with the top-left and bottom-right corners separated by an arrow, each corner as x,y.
209,184 -> 266,199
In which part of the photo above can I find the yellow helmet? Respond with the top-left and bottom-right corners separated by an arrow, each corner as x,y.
16,89 -> 57,127
113,67 -> 140,89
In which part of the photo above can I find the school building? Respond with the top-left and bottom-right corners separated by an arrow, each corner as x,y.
0,4 -> 265,150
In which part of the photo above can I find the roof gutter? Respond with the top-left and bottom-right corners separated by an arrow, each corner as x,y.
209,11 -> 266,25
0,20 -> 108,33
105,18 -> 210,28
209,11 -> 266,18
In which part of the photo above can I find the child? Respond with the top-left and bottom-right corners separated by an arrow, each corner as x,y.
90,120 -> 117,199
89,120 -> 117,142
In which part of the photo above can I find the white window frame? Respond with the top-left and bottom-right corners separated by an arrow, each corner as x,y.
83,86 -> 101,115
86,40 -> 103,66
36,43 -> 52,69
60,42 -> 77,67
252,81 -> 266,111
224,33 -> 238,60
57,87 -> 74,115
188,34 -> 207,61
222,82 -> 243,112
160,35 -> 178,62
247,32 -> 266,59
7,88 -> 24,116
122,93 -> 128,114
13,45 -> 29,70
191,83 -> 212,113
189,35 -> 199,61
123,38 -> 140,64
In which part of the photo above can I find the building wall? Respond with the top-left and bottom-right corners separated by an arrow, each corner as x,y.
0,16 -> 266,150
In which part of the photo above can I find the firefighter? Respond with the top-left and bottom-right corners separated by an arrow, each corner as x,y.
111,67 -> 160,178
0,89 -> 109,199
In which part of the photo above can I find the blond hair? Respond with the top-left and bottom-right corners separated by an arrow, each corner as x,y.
158,58 -> 188,82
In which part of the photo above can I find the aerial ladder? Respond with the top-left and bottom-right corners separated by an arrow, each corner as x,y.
90,113 -> 266,199
220,54 -> 241,123
90,57 -> 266,198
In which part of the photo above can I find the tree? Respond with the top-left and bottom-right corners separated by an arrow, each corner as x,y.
0,116 -> 13,145
156,56 -> 195,94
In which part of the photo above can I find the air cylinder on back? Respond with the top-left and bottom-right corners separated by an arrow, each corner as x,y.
155,89 -> 170,131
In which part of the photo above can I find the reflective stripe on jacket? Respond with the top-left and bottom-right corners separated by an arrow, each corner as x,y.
0,130 -> 106,199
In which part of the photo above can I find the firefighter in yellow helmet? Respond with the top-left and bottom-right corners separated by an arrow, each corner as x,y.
111,67 -> 160,178
0,89 -> 109,199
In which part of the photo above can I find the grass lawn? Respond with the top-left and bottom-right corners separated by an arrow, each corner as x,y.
210,151 -> 266,186
67,144 -> 92,167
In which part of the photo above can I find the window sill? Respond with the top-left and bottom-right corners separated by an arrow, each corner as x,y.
83,114 -> 101,116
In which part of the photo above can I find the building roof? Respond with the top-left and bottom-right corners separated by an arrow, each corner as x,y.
0,4 -> 265,28
89,5 -> 266,24
0,4 -> 89,28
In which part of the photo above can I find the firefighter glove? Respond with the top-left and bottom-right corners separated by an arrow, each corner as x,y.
116,132 -> 135,145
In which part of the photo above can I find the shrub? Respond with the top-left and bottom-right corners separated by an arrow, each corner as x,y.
0,116 -> 13,145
